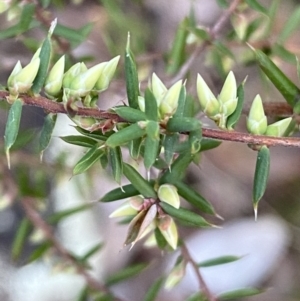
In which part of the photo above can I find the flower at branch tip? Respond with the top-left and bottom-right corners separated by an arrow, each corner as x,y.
158,184 -> 180,209
150,73 -> 167,107
218,71 -> 238,117
159,80 -> 182,118
158,215 -> 178,250
265,117 -> 292,137
44,55 -> 65,98
196,74 -> 220,119
7,57 -> 40,96
94,55 -> 120,92
247,94 -> 267,135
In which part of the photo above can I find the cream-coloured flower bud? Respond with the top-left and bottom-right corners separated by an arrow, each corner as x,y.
197,74 -> 220,119
44,55 -> 65,97
31,47 -> 41,62
265,117 -> 292,137
159,80 -> 182,117
95,55 -> 120,92
62,62 -> 82,89
129,195 -> 144,211
69,63 -> 104,97
247,94 -> 267,135
158,215 -> 178,250
150,73 -> 167,107
109,200 -> 138,218
218,71 -> 238,117
7,57 -> 40,95
158,184 -> 180,209
164,256 -> 186,289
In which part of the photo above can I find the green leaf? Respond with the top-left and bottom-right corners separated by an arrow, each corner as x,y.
226,79 -> 245,130
100,184 -> 140,202
123,163 -> 157,198
175,181 -> 215,215
216,0 -> 229,8
60,135 -> 97,147
213,41 -> 234,59
12,218 -> 31,261
109,146 -> 123,185
166,117 -> 201,133
113,106 -> 146,122
163,133 -> 179,166
160,203 -> 213,228
144,88 -> 158,121
186,292 -> 207,301
125,33 -> 139,109
39,113 -> 57,160
154,227 -> 168,249
272,44 -> 296,64
198,255 -> 242,267
143,277 -> 165,301
278,6 -> 300,44
245,0 -> 268,15
174,86 -> 187,118
253,48 -> 300,108
105,123 -> 145,148
47,204 -> 91,224
73,145 -> 104,175
243,17 -> 264,41
218,287 -> 264,300
105,263 -> 148,286
144,121 -> 160,169
160,152 -> 194,184
28,241 -> 52,262
200,138 -> 222,151
11,128 -> 37,151
189,129 -> 202,154
79,242 -> 103,262
31,23 -> 53,95
74,126 -> 109,141
4,98 -> 23,169
253,145 -> 270,220
129,137 -> 143,160
167,18 -> 189,75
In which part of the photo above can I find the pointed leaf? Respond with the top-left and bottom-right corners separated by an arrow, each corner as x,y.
174,86 -> 187,118
129,137 -> 143,160
100,184 -> 140,202
60,135 -> 97,147
144,88 -> 158,121
79,242 -> 103,262
12,218 -> 31,261
28,241 -> 52,262
109,146 -> 123,185
105,263 -> 148,286
278,7 -> 300,44
175,181 -> 215,215
114,106 -> 146,122
125,33 -> 139,109
106,123 -> 145,148
163,133 -> 179,166
218,287 -> 264,300
198,255 -> 242,267
245,0 -> 268,15
166,117 -> 201,132
4,98 -> 23,169
253,145 -> 270,219
160,203 -> 213,228
123,163 -> 157,198
143,277 -> 165,301
39,113 -> 57,160
74,126 -> 110,141
73,146 -> 104,175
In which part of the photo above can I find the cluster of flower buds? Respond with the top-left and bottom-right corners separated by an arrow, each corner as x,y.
197,71 -> 238,128
7,48 -> 41,100
138,73 -> 182,121
109,183 -> 180,250
247,94 -> 292,136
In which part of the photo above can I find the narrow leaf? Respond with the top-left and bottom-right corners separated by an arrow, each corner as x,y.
198,255 -> 242,267
105,263 -> 148,286
129,137 -> 143,160
80,242 -> 103,262
175,181 -> 215,215
245,0 -> 268,15
125,33 -> 139,109
105,123 -> 145,148
253,145 -> 270,220
278,7 -> 300,44
218,287 -> 264,300
174,86 -> 187,118
200,138 -> 222,151
253,48 -> 300,108
39,113 -> 57,160
4,98 -> 23,169
144,88 -> 158,121
114,106 -> 146,122
166,117 -> 201,132
160,203 -> 213,228
73,146 -> 104,175
109,146 -> 123,185
100,184 -> 140,202
74,126 -> 110,141
143,277 -> 165,301
60,135 -> 97,148
11,218 -> 31,261
163,133 -> 179,167
28,241 -> 52,262
123,163 -> 157,198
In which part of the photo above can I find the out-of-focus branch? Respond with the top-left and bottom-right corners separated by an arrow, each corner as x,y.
20,197 -> 123,301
